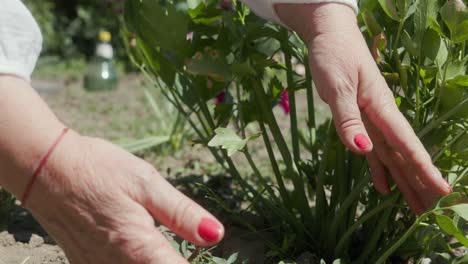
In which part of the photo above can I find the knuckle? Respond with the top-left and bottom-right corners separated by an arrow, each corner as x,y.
335,117 -> 362,134
170,198 -> 194,232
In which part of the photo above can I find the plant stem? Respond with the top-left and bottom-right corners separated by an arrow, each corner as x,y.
283,41 -> 300,163
259,122 -> 290,204
358,206 -> 394,263
375,213 -> 429,264
335,193 -> 398,255
392,20 -> 405,59
327,164 -> 370,249
304,53 -> 318,160
252,79 -> 312,223
315,122 -> 333,228
418,97 -> 468,137
432,40 -> 451,118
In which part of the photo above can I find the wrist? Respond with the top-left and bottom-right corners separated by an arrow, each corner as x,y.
275,3 -> 358,44
22,129 -> 84,213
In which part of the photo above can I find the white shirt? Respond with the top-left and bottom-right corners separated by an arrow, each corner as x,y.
0,0 -> 357,81
0,0 -> 42,82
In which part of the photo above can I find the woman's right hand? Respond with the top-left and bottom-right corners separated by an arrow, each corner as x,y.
26,130 -> 224,263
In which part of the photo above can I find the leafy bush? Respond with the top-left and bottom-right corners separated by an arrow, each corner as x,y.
24,0 -> 127,62
125,0 -> 467,262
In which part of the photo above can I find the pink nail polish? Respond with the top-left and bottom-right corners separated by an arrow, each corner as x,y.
198,218 -> 221,242
444,179 -> 453,192
354,134 -> 370,149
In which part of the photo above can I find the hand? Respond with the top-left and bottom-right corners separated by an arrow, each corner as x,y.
26,131 -> 224,263
276,3 -> 452,214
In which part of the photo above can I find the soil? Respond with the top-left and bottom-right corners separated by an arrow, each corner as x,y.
0,206 -> 68,264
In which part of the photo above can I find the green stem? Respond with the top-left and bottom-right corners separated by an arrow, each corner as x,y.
252,79 -> 312,223
283,42 -> 300,163
327,164 -> 370,248
243,149 -> 279,203
418,97 -> 468,137
415,56 -> 423,129
358,206 -> 394,263
304,53 -> 318,160
375,213 -> 429,264
259,122 -> 290,204
392,20 -> 405,59
432,129 -> 467,162
335,193 -> 399,255
433,40 -> 451,118
315,122 -> 333,227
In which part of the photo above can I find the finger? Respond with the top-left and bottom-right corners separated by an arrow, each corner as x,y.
372,140 -> 426,214
359,73 -> 451,196
117,201 -> 190,264
146,231 -> 189,264
386,152 -> 440,209
329,96 -> 373,154
366,152 -> 390,195
143,172 -> 224,246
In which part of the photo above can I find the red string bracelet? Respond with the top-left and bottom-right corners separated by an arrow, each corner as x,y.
21,127 -> 70,206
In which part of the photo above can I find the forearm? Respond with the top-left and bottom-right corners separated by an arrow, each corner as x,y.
0,75 -> 69,198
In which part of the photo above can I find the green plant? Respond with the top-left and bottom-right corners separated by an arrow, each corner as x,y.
0,189 -> 15,231
118,85 -> 191,154
125,0 -> 467,262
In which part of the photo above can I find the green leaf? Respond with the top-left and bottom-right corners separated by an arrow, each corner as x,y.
378,0 -> 400,21
435,213 -> 459,235
450,204 -> 468,221
332,259 -> 346,264
448,75 -> 468,86
362,9 -> 382,36
453,20 -> 468,43
446,58 -> 468,80
119,136 -> 170,153
428,17 -> 448,39
125,0 -> 189,54
437,192 -> 462,208
208,128 -> 257,156
413,0 -> 429,43
403,0 -> 419,20
440,0 -> 468,42
435,213 -> 468,247
401,30 -> 420,56
422,28 -> 441,61
226,252 -> 239,264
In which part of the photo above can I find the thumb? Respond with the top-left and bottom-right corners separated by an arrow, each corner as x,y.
143,172 -> 225,246
329,95 -> 373,154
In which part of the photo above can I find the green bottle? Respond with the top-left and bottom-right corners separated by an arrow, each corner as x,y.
84,30 -> 118,91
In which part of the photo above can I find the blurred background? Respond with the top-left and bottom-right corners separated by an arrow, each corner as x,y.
25,0 -> 129,79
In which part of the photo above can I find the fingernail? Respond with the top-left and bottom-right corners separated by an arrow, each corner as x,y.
444,178 -> 453,193
198,218 -> 221,242
354,134 -> 370,149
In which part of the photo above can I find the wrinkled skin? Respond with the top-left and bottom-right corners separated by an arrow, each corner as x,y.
276,3 -> 452,214
26,132 -> 224,264
26,132 -> 224,263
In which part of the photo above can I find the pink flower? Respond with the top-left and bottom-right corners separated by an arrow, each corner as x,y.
214,91 -> 226,105
279,89 -> 290,114
218,0 -> 233,11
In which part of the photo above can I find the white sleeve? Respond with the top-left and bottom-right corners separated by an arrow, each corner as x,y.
0,0 -> 43,82
241,0 -> 358,26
